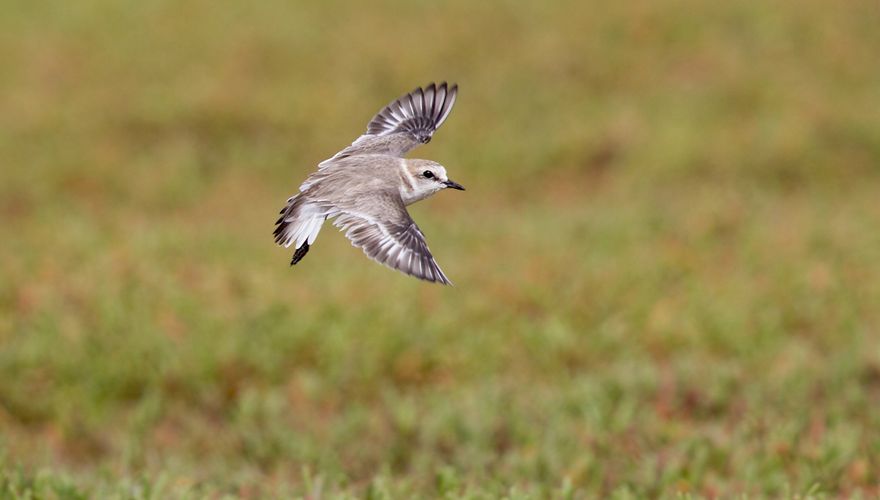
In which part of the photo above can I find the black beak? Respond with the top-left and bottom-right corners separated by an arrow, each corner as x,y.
443,180 -> 465,191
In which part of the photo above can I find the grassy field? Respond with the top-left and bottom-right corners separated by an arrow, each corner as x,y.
2,0 -> 880,497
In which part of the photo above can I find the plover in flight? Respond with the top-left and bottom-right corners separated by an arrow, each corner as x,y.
274,82 -> 464,284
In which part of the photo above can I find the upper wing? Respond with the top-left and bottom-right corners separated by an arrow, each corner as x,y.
366,82 -> 458,141
331,192 -> 453,285
324,82 -> 458,161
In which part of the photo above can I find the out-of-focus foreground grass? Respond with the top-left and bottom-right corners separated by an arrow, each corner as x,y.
2,0 -> 880,497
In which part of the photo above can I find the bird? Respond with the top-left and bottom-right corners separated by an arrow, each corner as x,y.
274,82 -> 464,285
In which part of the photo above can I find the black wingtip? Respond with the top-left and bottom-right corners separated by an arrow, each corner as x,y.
290,242 -> 310,266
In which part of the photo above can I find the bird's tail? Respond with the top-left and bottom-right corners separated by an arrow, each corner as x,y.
274,195 -> 326,265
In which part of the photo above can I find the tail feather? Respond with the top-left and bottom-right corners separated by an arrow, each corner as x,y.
290,242 -> 310,265
274,196 -> 326,265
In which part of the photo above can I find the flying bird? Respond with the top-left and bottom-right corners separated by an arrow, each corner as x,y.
274,82 -> 464,284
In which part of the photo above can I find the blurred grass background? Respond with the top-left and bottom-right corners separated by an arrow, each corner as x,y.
2,0 -> 880,497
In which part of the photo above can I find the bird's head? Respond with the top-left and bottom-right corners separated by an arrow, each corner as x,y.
401,159 -> 465,204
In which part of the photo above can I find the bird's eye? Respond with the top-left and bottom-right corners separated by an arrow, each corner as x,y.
423,171 -> 434,179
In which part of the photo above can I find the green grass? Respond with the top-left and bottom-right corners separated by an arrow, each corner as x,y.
2,0 -> 880,497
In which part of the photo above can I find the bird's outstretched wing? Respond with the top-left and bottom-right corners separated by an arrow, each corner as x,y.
366,82 -> 458,141
331,192 -> 452,285
324,82 -> 458,161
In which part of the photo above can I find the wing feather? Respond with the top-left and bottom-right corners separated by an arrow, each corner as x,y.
330,194 -> 452,285
322,82 -> 459,161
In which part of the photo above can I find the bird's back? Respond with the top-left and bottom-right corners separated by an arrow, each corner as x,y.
300,154 -> 402,202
